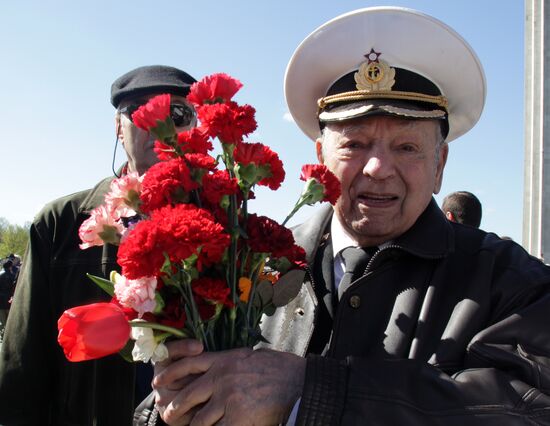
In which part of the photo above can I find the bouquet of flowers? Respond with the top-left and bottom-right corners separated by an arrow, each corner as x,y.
57,73 -> 340,363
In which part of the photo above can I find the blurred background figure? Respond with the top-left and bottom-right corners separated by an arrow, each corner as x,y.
0,257 -> 17,338
441,190 -> 482,228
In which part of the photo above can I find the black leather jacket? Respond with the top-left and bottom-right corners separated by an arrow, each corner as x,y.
261,200 -> 550,425
135,199 -> 550,425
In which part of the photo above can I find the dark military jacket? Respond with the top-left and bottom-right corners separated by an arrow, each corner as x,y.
135,200 -> 550,425
262,200 -> 550,425
0,176 -> 137,426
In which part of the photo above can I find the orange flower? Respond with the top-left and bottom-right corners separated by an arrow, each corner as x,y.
259,272 -> 277,284
239,277 -> 252,302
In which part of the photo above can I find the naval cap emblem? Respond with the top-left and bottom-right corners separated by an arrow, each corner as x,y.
354,48 -> 396,91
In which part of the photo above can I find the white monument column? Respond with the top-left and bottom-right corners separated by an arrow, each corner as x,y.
524,0 -> 550,259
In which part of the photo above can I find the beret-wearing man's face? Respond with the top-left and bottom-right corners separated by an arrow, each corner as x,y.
115,94 -> 196,175
316,115 -> 448,246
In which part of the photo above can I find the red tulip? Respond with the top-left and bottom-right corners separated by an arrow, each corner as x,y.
57,302 -> 131,362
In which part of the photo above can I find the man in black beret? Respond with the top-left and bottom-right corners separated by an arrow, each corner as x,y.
0,65 -> 197,426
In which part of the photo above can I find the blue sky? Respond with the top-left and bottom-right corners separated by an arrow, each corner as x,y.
0,1 -> 524,241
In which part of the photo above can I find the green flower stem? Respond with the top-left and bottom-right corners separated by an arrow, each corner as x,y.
186,281 -> 211,351
282,195 -> 312,226
129,321 -> 188,338
154,332 -> 173,343
221,141 -> 239,347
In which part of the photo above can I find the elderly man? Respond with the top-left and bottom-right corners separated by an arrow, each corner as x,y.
141,8 -> 550,426
0,65 -> 197,426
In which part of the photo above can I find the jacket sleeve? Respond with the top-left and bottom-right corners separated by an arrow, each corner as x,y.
134,391 -> 165,426
0,219 -> 57,424
296,270 -> 550,425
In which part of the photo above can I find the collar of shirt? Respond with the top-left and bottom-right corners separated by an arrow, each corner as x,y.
330,214 -> 391,289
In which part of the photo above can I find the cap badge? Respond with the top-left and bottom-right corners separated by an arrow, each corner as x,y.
354,49 -> 395,91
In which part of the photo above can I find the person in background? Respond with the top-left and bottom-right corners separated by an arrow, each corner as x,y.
441,190 -> 482,228
0,259 -> 16,335
141,8 -> 550,426
0,65 -> 197,426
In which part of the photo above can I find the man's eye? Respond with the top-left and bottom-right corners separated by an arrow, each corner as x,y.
398,144 -> 417,152
344,141 -> 362,149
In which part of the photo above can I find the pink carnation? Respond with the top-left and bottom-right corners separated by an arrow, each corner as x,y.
79,205 -> 124,249
105,172 -> 143,219
114,275 -> 157,317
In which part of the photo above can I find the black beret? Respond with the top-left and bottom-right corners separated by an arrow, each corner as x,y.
110,65 -> 197,108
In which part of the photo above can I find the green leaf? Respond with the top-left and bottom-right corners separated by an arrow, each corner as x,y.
160,254 -> 173,277
153,293 -> 165,314
272,269 -> 305,307
87,273 -> 115,296
118,338 -> 135,363
152,118 -> 177,141
97,225 -> 121,245
267,256 -> 292,274
253,280 -> 274,308
262,303 -> 277,316
235,163 -> 259,186
301,178 -> 325,205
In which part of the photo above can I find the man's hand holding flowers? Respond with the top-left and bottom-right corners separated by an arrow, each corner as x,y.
153,340 -> 306,426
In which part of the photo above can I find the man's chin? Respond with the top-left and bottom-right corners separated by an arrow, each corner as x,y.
347,216 -> 396,244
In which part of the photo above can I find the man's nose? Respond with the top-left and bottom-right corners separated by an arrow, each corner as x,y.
363,152 -> 395,180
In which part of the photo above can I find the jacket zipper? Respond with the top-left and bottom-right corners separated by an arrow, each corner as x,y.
299,265 -> 318,357
327,244 -> 445,357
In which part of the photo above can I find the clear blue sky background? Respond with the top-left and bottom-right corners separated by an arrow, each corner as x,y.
1,1 -> 524,242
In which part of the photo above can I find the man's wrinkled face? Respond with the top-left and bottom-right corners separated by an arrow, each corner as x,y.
116,94 -> 196,175
316,115 -> 448,246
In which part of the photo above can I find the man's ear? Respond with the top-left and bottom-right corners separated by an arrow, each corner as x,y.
433,142 -> 448,194
445,211 -> 455,222
115,114 -> 123,143
315,139 -> 324,164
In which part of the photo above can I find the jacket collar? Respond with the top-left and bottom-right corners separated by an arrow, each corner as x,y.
293,204 -> 334,266
78,164 -> 129,214
293,198 -> 454,264
394,198 -> 454,259
78,176 -> 115,214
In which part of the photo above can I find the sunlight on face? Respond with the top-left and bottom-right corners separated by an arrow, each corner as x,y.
316,115 -> 448,246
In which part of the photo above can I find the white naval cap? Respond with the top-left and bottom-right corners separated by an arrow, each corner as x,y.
284,6 -> 486,142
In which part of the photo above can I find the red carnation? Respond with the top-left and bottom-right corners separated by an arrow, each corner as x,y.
117,220 -> 164,279
118,204 -> 230,279
197,102 -> 257,144
131,94 -> 171,132
300,164 -> 341,205
140,158 -> 199,214
187,73 -> 243,105
234,142 -> 285,190
177,127 -> 213,154
286,244 -> 307,267
201,170 -> 239,206
158,295 -> 186,329
153,128 -> 213,161
193,277 -> 233,307
185,153 -> 217,171
245,214 -> 297,259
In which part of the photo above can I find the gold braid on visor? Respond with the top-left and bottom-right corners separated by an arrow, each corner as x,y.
317,90 -> 449,113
